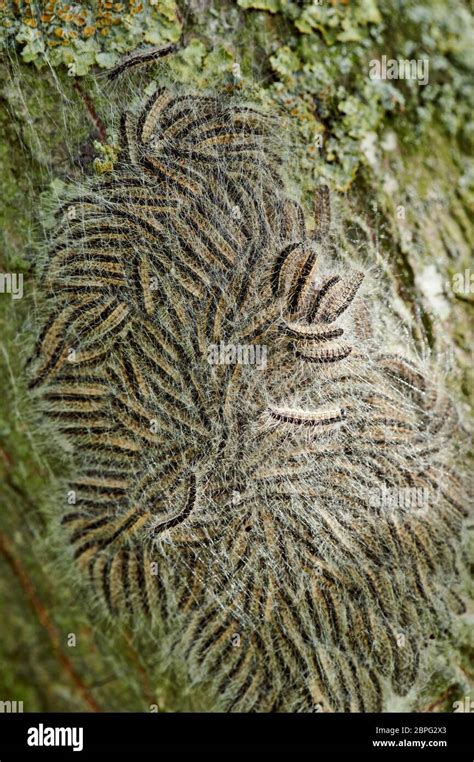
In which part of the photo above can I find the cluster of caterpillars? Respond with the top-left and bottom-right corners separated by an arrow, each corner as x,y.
29,48 -> 467,713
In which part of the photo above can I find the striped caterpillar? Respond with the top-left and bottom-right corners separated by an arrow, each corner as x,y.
29,51 -> 468,713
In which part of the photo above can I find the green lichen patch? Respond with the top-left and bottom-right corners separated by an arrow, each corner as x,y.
1,0 -> 182,75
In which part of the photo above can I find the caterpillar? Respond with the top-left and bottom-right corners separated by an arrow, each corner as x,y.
107,44 -> 179,82
29,58 -> 468,713
262,405 -> 347,430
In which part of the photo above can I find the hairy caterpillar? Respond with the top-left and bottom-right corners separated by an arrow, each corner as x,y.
107,43 -> 179,82
29,57 -> 468,713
